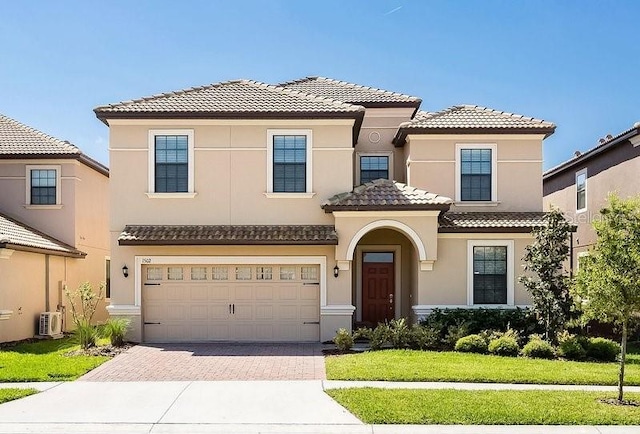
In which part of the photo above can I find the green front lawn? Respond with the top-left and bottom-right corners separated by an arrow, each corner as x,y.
327,388 -> 640,425
0,388 -> 38,404
0,338 -> 109,382
326,349 -> 640,385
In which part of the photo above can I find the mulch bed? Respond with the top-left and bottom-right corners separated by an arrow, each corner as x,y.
64,343 -> 134,357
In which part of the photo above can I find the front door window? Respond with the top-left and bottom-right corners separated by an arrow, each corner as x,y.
362,252 -> 395,326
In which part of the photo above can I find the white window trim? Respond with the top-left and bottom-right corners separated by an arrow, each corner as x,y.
147,129 -> 195,197
576,251 -> 590,271
455,144 -> 498,203
25,165 -> 62,207
266,129 -> 313,195
576,168 -> 587,213
467,240 -> 514,306
356,151 -> 393,185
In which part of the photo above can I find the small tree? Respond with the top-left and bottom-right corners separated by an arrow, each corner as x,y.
519,208 -> 573,341
64,282 -> 105,349
573,194 -> 640,402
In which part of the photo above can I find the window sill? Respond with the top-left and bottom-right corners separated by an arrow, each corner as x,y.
576,208 -> 587,214
264,192 -> 316,199
454,201 -> 500,207
23,204 -> 63,210
146,193 -> 198,199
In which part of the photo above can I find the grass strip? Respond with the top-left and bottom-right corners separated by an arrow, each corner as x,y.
327,388 -> 640,425
0,338 -> 109,382
0,388 -> 38,404
326,349 -> 640,385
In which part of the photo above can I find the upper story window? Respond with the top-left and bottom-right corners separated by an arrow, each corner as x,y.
576,169 -> 587,212
266,130 -> 313,196
26,165 -> 61,206
456,144 -> 497,203
467,240 -> 514,306
147,129 -> 195,197
360,156 -> 389,184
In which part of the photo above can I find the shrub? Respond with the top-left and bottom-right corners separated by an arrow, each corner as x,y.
333,328 -> 354,352
421,307 -> 540,341
73,319 -> 99,350
587,337 -> 621,362
102,317 -> 130,347
443,322 -> 470,349
488,335 -> 520,357
388,318 -> 411,349
369,323 -> 391,351
557,331 -> 586,361
408,324 -> 440,350
522,335 -> 555,359
454,334 -> 487,354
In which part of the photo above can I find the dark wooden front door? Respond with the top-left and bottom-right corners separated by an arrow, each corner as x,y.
362,252 -> 395,325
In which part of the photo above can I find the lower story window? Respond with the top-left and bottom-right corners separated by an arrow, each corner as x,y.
470,243 -> 511,305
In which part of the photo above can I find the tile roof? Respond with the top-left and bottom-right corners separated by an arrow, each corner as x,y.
0,212 -> 85,257
118,225 -> 338,245
439,212 -> 546,232
278,76 -> 421,106
0,113 -> 81,156
94,79 -> 365,119
322,179 -> 452,212
394,105 -> 556,145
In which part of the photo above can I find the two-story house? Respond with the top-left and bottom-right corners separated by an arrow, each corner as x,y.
95,77 -> 555,343
544,123 -> 640,270
0,114 -> 110,342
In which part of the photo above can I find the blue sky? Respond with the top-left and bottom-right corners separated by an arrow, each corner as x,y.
1,1 -> 638,169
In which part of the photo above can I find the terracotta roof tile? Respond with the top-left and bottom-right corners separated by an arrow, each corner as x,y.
95,79 -> 365,117
439,212 -> 546,232
0,114 -> 81,155
394,106 -> 556,145
279,76 -> 421,106
118,225 -> 338,245
0,213 -> 84,256
322,179 -> 452,212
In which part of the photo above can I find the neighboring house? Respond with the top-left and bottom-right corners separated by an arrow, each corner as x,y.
0,114 -> 109,342
95,76 -> 555,343
543,122 -> 640,270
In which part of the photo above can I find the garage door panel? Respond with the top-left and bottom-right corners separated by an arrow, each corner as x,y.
190,286 -> 209,301
300,286 -> 319,301
234,286 -> 252,300
233,303 -> 253,320
255,305 -> 274,320
209,286 -> 230,300
191,305 -> 208,321
300,305 -> 319,321
142,264 -> 320,343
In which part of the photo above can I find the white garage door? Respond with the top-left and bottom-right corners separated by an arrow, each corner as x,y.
142,264 -> 320,342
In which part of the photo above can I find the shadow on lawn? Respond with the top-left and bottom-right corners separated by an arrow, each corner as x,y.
0,337 -> 77,355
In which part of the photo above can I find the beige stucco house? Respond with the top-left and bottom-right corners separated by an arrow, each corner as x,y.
95,77 -> 555,343
0,114 -> 110,343
544,123 -> 640,270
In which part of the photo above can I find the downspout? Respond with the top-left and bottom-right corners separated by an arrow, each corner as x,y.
45,255 -> 50,312
569,231 -> 574,278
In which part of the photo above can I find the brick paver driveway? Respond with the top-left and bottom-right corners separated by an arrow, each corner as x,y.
80,343 -> 326,381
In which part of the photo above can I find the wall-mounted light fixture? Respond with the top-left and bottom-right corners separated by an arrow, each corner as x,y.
122,265 -> 129,278
333,265 -> 339,278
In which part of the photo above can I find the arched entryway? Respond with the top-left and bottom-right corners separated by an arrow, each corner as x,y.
352,228 -> 418,327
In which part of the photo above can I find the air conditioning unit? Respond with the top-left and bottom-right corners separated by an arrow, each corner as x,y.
39,312 -> 62,337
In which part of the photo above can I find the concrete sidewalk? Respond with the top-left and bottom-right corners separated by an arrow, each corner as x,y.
0,380 -> 638,433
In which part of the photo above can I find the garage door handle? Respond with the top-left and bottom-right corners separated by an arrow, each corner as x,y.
232,304 -> 235,314
144,322 -> 161,325
144,283 -> 161,286
303,321 -> 320,325
303,282 -> 319,285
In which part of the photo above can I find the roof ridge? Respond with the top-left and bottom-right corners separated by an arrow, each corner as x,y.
0,113 -> 81,154
278,76 -> 421,101
95,78 -> 365,112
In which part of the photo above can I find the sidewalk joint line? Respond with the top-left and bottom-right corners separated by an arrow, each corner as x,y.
155,381 -> 193,425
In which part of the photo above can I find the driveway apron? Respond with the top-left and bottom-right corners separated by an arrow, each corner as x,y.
79,342 -> 326,381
